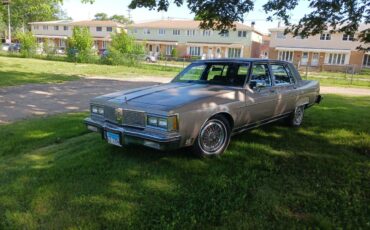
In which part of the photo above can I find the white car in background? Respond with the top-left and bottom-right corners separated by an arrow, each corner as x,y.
1,43 -> 10,51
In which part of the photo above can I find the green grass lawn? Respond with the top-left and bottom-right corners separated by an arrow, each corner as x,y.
0,95 -> 369,229
301,69 -> 370,88
0,56 -> 181,87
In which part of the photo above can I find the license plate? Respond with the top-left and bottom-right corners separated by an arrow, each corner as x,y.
106,132 -> 121,147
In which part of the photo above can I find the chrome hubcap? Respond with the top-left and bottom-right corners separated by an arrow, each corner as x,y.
294,107 -> 304,124
199,121 -> 227,154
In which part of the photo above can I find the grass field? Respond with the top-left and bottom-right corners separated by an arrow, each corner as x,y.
1,56 -> 370,88
0,56 -> 180,87
0,95 -> 369,229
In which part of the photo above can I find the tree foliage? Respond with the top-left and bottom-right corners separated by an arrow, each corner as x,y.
0,0 -> 64,32
83,0 -> 369,49
67,26 -> 95,62
16,31 -> 37,57
103,31 -> 145,65
94,12 -> 108,21
93,12 -> 132,25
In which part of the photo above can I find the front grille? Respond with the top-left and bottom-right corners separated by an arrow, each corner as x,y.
104,107 -> 146,128
104,106 -> 116,123
122,110 -> 146,128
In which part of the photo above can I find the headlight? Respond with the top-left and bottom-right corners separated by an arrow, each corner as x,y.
147,115 -> 178,131
148,116 -> 158,126
91,105 -> 104,115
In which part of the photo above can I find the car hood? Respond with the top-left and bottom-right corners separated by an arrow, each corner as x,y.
94,82 -> 234,111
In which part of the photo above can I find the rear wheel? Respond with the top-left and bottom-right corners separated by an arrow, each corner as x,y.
288,105 -> 305,127
192,115 -> 231,157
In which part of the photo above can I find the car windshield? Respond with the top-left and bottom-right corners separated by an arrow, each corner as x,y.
173,62 -> 250,87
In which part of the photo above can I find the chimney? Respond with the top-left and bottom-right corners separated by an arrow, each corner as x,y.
251,21 -> 255,30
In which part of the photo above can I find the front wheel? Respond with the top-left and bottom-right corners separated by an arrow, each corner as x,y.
192,116 -> 231,157
288,105 -> 305,127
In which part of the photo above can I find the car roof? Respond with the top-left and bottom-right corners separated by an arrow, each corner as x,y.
193,58 -> 292,65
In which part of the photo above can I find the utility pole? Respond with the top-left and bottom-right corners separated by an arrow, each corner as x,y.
2,0 -> 11,43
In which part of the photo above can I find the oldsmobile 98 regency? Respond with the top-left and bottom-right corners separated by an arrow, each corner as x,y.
84,59 -> 322,157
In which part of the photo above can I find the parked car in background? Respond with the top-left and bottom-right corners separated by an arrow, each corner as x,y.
8,43 -> 21,52
1,43 -> 10,51
85,59 -> 322,157
145,54 -> 157,63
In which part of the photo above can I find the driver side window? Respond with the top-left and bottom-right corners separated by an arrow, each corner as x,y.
249,64 -> 272,89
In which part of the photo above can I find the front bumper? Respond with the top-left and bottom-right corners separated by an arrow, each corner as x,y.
84,117 -> 181,151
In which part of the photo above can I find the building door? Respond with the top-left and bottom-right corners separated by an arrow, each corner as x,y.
311,52 -> 319,66
363,54 -> 370,68
301,52 -> 309,65
208,47 -> 213,59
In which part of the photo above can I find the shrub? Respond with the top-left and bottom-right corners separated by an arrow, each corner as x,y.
171,48 -> 178,58
67,27 -> 96,63
104,31 -> 145,65
16,32 -> 37,57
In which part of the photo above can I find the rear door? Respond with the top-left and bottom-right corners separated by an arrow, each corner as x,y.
244,62 -> 279,123
270,62 -> 299,115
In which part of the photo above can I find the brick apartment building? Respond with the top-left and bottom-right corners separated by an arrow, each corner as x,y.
269,24 -> 370,71
127,19 -> 264,59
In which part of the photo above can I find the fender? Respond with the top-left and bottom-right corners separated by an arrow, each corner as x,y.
296,97 -> 309,107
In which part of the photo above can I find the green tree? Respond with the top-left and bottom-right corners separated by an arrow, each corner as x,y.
83,0 -> 369,49
104,31 -> 144,65
110,14 -> 132,25
16,31 -> 37,57
94,12 -> 108,21
67,26 -> 94,63
171,48 -> 178,58
0,0 -> 64,33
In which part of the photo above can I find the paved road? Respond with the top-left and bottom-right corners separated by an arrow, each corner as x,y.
0,77 -> 369,124
0,78 -> 163,124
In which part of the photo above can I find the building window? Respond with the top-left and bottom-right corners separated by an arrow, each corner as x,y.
327,53 -> 346,65
203,30 -> 211,36
132,28 -> 138,33
37,37 -> 43,43
166,45 -> 174,55
103,41 -> 109,49
59,39 -> 66,48
278,51 -> 293,62
94,41 -> 99,49
106,27 -> 113,32
228,48 -> 241,58
96,27 -> 102,32
43,25 -> 48,30
276,32 -> 286,39
238,31 -> 247,37
363,54 -> 370,67
33,25 -> 39,30
189,46 -> 201,56
63,26 -> 68,31
159,28 -> 166,35
173,29 -> 180,35
342,34 -> 354,41
320,33 -> 331,40
220,31 -> 229,37
54,26 -> 59,30
187,30 -> 196,36
143,28 -> 151,34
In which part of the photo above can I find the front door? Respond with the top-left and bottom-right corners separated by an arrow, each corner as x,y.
301,52 -> 309,65
311,52 -> 319,66
208,47 -> 213,59
244,63 -> 278,124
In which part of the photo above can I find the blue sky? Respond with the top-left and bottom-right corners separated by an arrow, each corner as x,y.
62,0 -> 310,34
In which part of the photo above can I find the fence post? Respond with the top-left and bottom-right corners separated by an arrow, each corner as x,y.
351,65 -> 354,85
